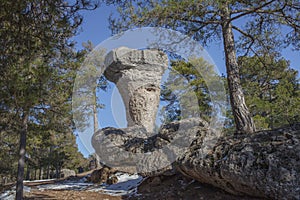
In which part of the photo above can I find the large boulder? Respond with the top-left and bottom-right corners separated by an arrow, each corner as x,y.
177,123 -> 300,200
93,46 -> 299,199
60,169 -> 76,178
93,119 -> 300,199
89,166 -> 118,184
92,118 -> 208,176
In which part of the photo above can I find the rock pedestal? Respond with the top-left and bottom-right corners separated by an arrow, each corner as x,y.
104,47 -> 168,133
92,47 -> 300,200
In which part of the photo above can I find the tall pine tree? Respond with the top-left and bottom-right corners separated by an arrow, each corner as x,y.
238,54 -> 300,130
0,1 -> 97,199
104,0 -> 300,134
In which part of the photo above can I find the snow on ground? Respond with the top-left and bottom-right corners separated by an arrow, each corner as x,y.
90,172 -> 144,196
0,173 -> 144,199
0,186 -> 31,200
37,177 -> 93,191
36,173 -> 144,196
24,178 -> 55,183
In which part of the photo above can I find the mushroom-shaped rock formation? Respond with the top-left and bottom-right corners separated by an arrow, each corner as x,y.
104,47 -> 168,133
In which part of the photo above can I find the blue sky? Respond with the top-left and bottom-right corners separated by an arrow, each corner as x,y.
73,4 -> 300,157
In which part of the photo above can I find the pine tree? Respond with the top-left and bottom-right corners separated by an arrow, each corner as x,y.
238,54 -> 300,130
0,1 -> 97,199
160,58 -> 215,122
104,0 -> 300,134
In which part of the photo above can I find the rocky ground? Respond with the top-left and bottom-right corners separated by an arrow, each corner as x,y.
129,173 -> 267,200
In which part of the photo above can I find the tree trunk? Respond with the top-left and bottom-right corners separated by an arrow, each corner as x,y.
55,164 -> 59,179
46,147 -> 52,179
93,91 -> 101,168
16,113 -> 28,200
93,99 -> 98,133
25,164 -> 30,180
39,165 -> 43,180
221,5 -> 256,134
46,164 -> 50,179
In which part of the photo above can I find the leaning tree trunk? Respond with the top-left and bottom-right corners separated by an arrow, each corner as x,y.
16,113 -> 28,200
221,5 -> 256,134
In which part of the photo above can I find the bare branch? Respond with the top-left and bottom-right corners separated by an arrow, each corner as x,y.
232,25 -> 255,56
230,0 -> 276,21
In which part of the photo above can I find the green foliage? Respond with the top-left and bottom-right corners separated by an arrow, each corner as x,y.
0,0 -> 96,188
106,0 -> 300,51
161,54 -> 300,132
73,41 -> 108,132
161,57 -> 220,122
238,55 -> 300,130
105,0 -> 300,133
0,0 -> 97,73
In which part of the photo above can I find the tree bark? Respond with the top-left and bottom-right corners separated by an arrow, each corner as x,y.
16,113 -> 28,200
221,5 -> 256,134
55,163 -> 59,179
93,90 -> 100,168
93,96 -> 98,133
46,163 -> 50,179
39,165 -> 43,180
25,164 -> 30,180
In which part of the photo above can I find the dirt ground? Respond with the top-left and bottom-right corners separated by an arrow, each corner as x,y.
129,174 -> 267,200
24,190 -> 122,200
21,173 -> 267,200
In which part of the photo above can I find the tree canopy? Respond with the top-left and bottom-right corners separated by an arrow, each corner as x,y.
160,55 -> 299,133
239,54 -> 300,130
104,0 -> 300,134
0,0 -> 97,199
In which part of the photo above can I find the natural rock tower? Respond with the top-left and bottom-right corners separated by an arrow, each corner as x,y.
104,47 -> 168,133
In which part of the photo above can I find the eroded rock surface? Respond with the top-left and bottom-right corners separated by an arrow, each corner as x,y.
92,47 -> 299,200
104,47 -> 168,133
89,166 -> 118,184
93,119 -> 300,199
60,169 -> 76,178
92,118 -> 208,176
177,123 -> 300,200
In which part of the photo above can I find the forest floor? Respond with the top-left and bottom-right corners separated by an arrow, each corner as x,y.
0,170 -> 266,200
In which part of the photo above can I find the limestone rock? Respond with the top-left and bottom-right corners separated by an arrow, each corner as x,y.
96,46 -> 300,199
60,169 -> 76,178
177,123 -> 300,200
93,118 -> 300,199
92,118 -> 208,176
107,175 -> 118,185
104,47 -> 168,133
89,166 -> 117,184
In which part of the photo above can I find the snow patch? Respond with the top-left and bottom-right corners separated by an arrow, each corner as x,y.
0,190 -> 15,200
37,178 -> 93,191
90,173 -> 144,196
24,178 -> 55,183
0,173 -> 144,198
0,186 -> 31,200
36,173 -> 144,196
